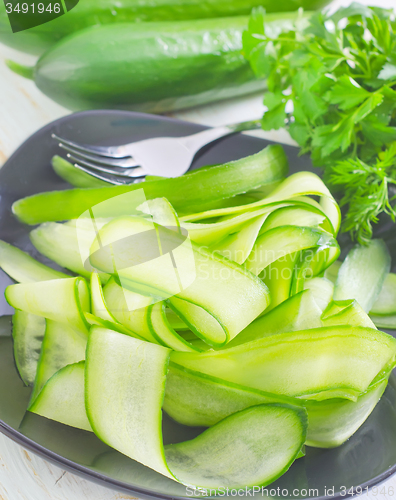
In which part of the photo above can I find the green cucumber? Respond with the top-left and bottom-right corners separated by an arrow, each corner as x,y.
84,312 -> 145,340
103,278 -> 159,344
210,214 -> 268,264
13,146 -> 288,225
333,239 -> 391,313
182,203 -> 289,246
90,272 -> 118,325
12,311 -> 46,386
246,226 -> 338,276
322,300 -> 376,329
29,362 -> 92,432
291,245 -> 339,295
370,314 -> 396,329
305,378 -> 388,448
30,221 -> 109,280
165,404 -> 306,489
5,277 -> 90,335
324,260 -> 341,284
0,1 -> 329,56
148,302 -> 201,352
171,326 -> 396,401
11,14 -> 309,112
91,216 -> 269,347
303,277 -> 334,312
166,308 -> 189,331
52,156 -> 109,188
89,273 -> 147,338
164,362 -> 302,428
183,171 -> 341,235
262,253 -> 297,311
371,273 -> 396,316
0,240 -> 69,283
163,362 -> 389,448
261,205 -> 329,233
30,320 -> 87,402
225,290 -> 322,348
86,326 -> 307,489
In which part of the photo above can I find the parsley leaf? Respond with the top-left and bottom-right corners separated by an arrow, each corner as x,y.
243,4 -> 396,244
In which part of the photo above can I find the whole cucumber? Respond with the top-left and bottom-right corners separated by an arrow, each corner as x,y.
0,0 -> 331,56
11,14 -> 302,113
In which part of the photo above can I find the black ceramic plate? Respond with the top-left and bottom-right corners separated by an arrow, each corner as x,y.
1,110 -> 396,500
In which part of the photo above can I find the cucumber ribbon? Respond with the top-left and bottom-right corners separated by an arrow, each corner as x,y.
85,327 -> 308,489
4,152 -> 396,488
12,146 -> 288,224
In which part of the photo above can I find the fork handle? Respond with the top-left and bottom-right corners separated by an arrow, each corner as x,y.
181,120 -> 262,152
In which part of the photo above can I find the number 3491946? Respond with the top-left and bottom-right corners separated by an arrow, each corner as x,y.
5,3 -> 61,14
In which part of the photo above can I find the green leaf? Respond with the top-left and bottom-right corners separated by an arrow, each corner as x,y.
292,70 -> 327,121
354,93 -> 384,123
361,121 -> 396,147
261,104 -> 286,131
330,3 -> 374,24
263,91 -> 284,111
243,0 -> 396,245
312,117 -> 355,157
248,6 -> 266,36
325,75 -> 370,110
378,62 -> 396,81
289,122 -> 310,148
247,43 -> 275,78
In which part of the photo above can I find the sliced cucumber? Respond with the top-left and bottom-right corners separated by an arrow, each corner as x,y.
182,203 -> 287,246
52,155 -> 108,188
165,404 -> 306,489
303,277 -> 334,312
210,214 -> 267,265
262,253 -> 298,311
324,260 -> 341,284
261,205 -> 329,234
183,171 -> 340,235
371,273 -> 396,316
291,246 -> 340,295
171,326 -> 396,401
370,314 -> 396,329
91,216 -> 269,347
30,221 -> 109,281
90,272 -> 119,325
246,226 -> 338,276
165,308 -> 189,331
84,312 -> 145,340
164,362 -> 388,448
29,362 -> 92,432
138,197 -> 180,229
164,362 -> 302,427
148,302 -> 200,352
333,239 -> 391,312
0,239 -> 68,283
103,278 -> 159,343
12,311 -> 46,386
5,277 -> 90,335
305,378 -> 388,448
225,290 -> 322,348
86,327 -> 172,479
322,300 -> 376,329
86,327 -> 306,489
31,320 -> 87,402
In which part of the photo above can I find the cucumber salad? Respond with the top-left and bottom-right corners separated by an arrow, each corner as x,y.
2,145 -> 396,490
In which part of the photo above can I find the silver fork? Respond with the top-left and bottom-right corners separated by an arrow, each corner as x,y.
52,119 -> 262,185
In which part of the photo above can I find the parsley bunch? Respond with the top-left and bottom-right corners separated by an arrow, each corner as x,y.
243,3 -> 396,244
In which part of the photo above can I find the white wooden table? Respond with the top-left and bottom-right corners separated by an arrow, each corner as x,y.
0,0 -> 396,498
